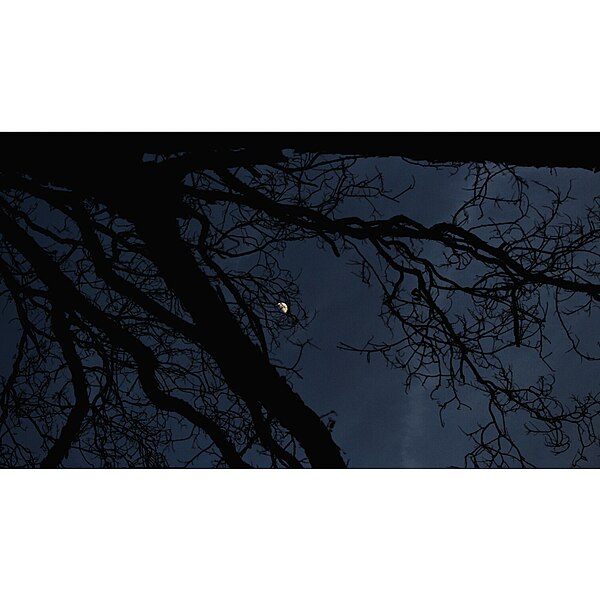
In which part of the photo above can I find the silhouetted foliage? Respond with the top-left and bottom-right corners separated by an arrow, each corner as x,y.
1,136 -> 599,467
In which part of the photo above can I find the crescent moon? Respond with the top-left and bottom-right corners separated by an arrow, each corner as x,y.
277,302 -> 289,314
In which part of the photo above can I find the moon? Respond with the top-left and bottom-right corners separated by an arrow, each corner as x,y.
277,302 -> 289,314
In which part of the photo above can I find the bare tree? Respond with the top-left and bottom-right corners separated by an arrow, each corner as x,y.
1,138 -> 599,467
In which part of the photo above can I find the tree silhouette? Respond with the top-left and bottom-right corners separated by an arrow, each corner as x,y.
1,135 -> 599,467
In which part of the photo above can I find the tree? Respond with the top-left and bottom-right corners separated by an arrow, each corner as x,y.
0,135 -> 599,467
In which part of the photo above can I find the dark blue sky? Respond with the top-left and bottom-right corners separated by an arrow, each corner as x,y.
266,158 -> 600,467
1,156 -> 599,467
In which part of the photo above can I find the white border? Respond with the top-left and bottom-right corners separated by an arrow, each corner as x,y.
1,470 -> 598,599
0,2 -> 598,131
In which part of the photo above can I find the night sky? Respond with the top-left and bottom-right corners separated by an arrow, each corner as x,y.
1,153 -> 599,467
266,157 -> 600,468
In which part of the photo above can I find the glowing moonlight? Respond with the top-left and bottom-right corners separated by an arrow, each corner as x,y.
277,302 -> 289,314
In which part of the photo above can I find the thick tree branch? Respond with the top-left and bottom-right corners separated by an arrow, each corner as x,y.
40,308 -> 90,468
0,202 -> 249,468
